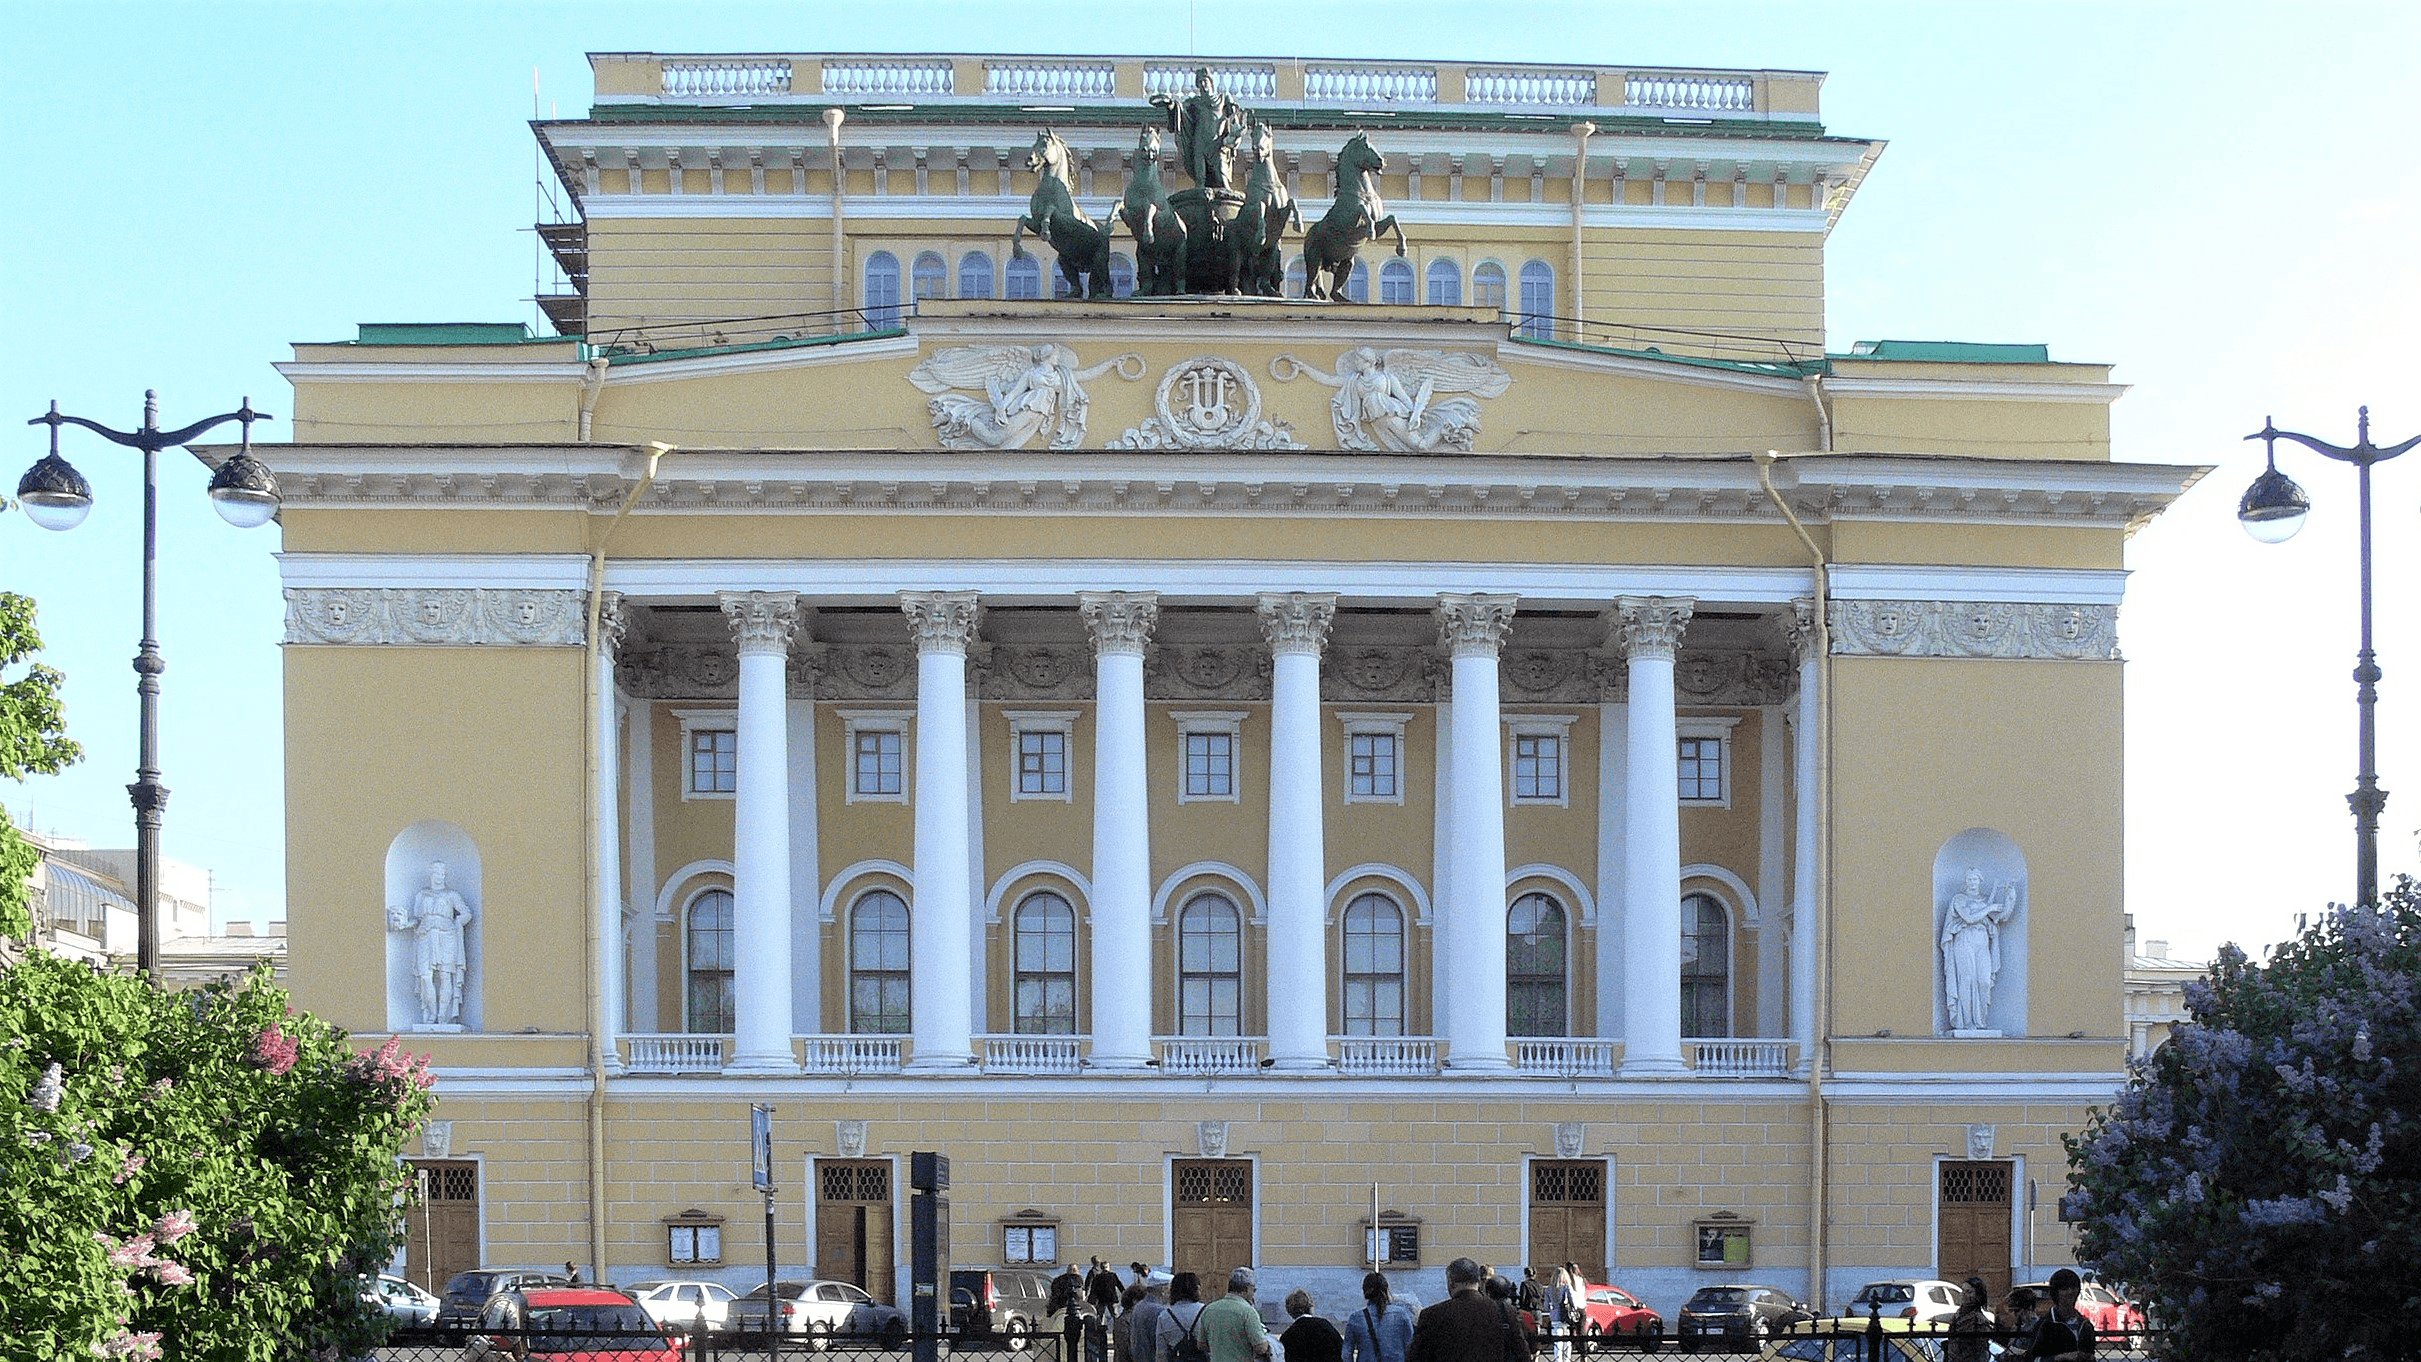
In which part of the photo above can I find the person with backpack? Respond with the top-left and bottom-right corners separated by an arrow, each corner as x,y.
1156,1273 -> 1209,1362
1345,1272 -> 1415,1362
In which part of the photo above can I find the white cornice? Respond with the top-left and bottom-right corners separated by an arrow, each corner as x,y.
602,333 -> 918,383
271,360 -> 592,384
1825,376 -> 2127,405
1829,565 -> 2128,607
1499,341 -> 1812,396
580,192 -> 1831,234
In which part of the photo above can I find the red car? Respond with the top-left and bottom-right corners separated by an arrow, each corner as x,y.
1518,1276 -> 1664,1346
2012,1281 -> 2147,1334
473,1287 -> 688,1362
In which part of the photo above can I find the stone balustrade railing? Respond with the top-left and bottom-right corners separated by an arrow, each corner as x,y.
1157,1036 -> 1264,1076
1688,1038 -> 1795,1077
798,1034 -> 908,1074
821,60 -> 956,99
1466,68 -> 1598,107
987,61 -> 1117,100
1304,65 -> 1439,104
624,1033 -> 731,1074
980,1034 -> 1086,1075
1143,63 -> 1280,101
1335,1036 -> 1440,1075
1625,73 -> 1756,112
660,60 -> 792,98
1514,1038 -> 1622,1078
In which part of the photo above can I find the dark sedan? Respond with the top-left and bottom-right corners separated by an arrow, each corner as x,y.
1676,1285 -> 1812,1350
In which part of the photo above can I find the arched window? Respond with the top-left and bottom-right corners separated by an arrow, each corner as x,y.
1378,258 -> 1414,305
1516,260 -> 1554,339
1347,259 -> 1371,303
1681,892 -> 1731,1038
1473,261 -> 1508,312
1005,254 -> 1044,301
1507,892 -> 1568,1036
684,887 -> 735,1034
958,251 -> 996,300
1013,891 -> 1078,1035
910,251 -> 947,306
1426,259 -> 1462,306
1177,892 -> 1243,1036
849,889 -> 911,1034
863,251 -> 902,330
1284,258 -> 1306,298
1341,893 -> 1406,1037
1110,253 -> 1136,299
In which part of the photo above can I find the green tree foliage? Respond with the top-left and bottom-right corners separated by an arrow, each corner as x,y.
0,591 -> 83,938
2065,880 -> 2421,1360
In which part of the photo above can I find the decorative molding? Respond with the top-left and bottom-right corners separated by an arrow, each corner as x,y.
1554,1121 -> 1585,1159
1256,592 -> 1338,657
1612,595 -> 1695,660
421,1120 -> 454,1159
837,1119 -> 870,1158
908,345 -> 1144,450
1786,598 -> 1819,666
1145,645 -> 1271,701
1828,600 -> 2117,660
1078,591 -> 1160,657
618,645 -> 740,700
900,590 -> 983,654
1437,593 -> 1519,659
720,590 -> 801,655
1497,647 -> 1595,702
283,587 -> 587,646
819,644 -> 915,700
1672,650 -> 1794,706
976,644 -> 1096,701
1271,349 -> 1511,453
1966,1123 -> 1996,1161
1107,356 -> 1302,450
598,592 -> 634,658
1321,647 -> 1439,703
1197,1120 -> 1230,1158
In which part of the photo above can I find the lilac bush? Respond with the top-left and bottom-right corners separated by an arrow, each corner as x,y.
2064,878 -> 2421,1359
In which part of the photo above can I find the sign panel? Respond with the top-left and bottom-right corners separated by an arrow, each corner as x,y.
751,1105 -> 775,1193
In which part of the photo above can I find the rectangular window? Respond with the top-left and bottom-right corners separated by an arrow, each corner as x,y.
1350,733 -> 1397,799
1677,736 -> 1724,801
1512,734 -> 1564,802
1186,732 -> 1234,798
855,730 -> 902,796
1017,731 -> 1066,795
689,729 -> 737,795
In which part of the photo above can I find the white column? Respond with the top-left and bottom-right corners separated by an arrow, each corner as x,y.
902,591 -> 981,1071
625,693 -> 659,1031
788,649 -> 823,1035
1080,591 -> 1159,1069
1594,694 -> 1627,1038
1259,591 -> 1338,1071
1756,701 -> 1790,1039
1438,593 -> 1519,1072
1430,696 -> 1455,1037
722,590 -> 801,1072
1788,599 -> 1820,1076
1615,595 -> 1693,1076
595,595 -> 631,1069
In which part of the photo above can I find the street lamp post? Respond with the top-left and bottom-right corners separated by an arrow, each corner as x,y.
2238,406 -> 2420,908
16,390 -> 280,978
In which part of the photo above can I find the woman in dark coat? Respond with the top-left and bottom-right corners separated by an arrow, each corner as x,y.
1280,1290 -> 1344,1362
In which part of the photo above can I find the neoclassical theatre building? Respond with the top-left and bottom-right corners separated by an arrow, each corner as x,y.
233,50 -> 2204,1316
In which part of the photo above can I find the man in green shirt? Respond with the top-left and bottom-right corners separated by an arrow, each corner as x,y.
1199,1269 -> 1273,1362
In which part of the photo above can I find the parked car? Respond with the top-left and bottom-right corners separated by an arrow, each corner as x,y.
1675,1285 -> 1812,1350
1757,1336 -> 1963,1362
2012,1280 -> 2145,1333
1839,1281 -> 1967,1326
1514,1274 -> 1662,1346
951,1268 -> 1056,1346
734,1278 -> 910,1344
629,1278 -> 739,1331
467,1287 -> 683,1362
363,1273 -> 439,1326
435,1267 -> 574,1328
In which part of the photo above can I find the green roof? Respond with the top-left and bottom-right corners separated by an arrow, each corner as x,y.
1842,340 -> 2051,363
354,323 -> 542,345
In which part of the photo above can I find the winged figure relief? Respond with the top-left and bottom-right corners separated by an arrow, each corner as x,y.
1269,348 -> 1511,453
908,344 -> 1145,450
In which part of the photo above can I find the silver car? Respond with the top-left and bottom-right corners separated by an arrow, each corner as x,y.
363,1273 -> 439,1326
630,1278 -> 740,1331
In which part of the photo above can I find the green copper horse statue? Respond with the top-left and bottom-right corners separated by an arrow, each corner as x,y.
1300,132 -> 1405,301
1013,129 -> 1114,299
1116,126 -> 1187,296
1227,122 -> 1301,297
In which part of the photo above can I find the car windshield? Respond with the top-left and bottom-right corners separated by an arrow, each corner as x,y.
739,1283 -> 808,1300
527,1303 -> 666,1349
1688,1289 -> 1748,1306
445,1272 -> 504,1299
1855,1285 -> 1915,1305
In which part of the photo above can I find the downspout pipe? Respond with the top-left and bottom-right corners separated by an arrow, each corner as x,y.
1755,447 -> 1831,1312
578,357 -> 607,442
825,108 -> 848,326
582,440 -> 670,1283
1569,122 -> 1596,342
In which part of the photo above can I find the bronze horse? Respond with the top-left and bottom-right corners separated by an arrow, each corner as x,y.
1116,126 -> 1187,296
1300,133 -> 1405,301
1012,129 -> 1114,299
1226,123 -> 1301,297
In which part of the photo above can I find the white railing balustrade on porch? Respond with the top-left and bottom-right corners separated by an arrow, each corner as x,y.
660,61 -> 793,98
1156,1036 -> 1264,1076
1513,1039 -> 1622,1078
980,1035 -> 1086,1075
798,1035 -> 908,1075
624,1034 -> 731,1074
1624,74 -> 1755,112
1334,1037 -> 1441,1076
1688,1039 -> 1795,1077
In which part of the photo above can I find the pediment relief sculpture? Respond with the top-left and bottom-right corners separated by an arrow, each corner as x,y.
1145,644 -> 1272,701
910,344 -> 1145,450
1108,356 -> 1302,450
1830,600 -> 2117,660
1321,646 -> 1439,703
1269,349 -> 1510,453
284,588 -> 587,647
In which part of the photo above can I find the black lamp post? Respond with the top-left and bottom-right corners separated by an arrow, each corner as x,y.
2239,406 -> 2419,908
16,390 -> 279,979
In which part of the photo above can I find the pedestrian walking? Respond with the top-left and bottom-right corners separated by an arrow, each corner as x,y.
2038,1270 -> 2096,1362
1408,1259 -> 1532,1362
1344,1272 -> 1415,1362
1054,1263 -> 1091,1362
1281,1290 -> 1345,1362
1198,1268 -> 1273,1362
1944,1278 -> 1992,1362
1130,1271 -> 1169,1362
1115,1284 -> 1152,1362
1157,1273 -> 1209,1362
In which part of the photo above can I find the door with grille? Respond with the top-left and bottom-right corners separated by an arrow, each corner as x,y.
1171,1160 -> 1254,1289
401,1160 -> 481,1293
1526,1160 -> 1607,1283
1937,1161 -> 2013,1306
816,1159 -> 896,1304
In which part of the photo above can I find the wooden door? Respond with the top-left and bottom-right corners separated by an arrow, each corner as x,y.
1171,1160 -> 1254,1290
1938,1161 -> 2013,1307
816,1159 -> 896,1303
401,1160 -> 481,1293
1526,1160 -> 1607,1283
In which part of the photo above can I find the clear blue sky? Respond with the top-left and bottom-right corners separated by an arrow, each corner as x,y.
5,1 -> 2417,962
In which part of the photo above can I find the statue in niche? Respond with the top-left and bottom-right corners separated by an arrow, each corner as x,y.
1151,67 -> 1252,191
1940,867 -> 2017,1033
1270,348 -> 1510,452
910,344 -> 1145,450
388,860 -> 476,1028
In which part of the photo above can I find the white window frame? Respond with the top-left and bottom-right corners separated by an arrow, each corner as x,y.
838,709 -> 912,805
1504,714 -> 1578,808
1676,715 -> 1743,809
674,708 -> 738,802
1171,710 -> 1246,805
1004,710 -> 1079,802
1336,711 -> 1412,805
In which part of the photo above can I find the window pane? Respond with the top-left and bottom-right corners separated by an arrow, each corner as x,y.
1508,893 -> 1568,1035
1379,259 -> 1414,305
958,252 -> 995,300
1347,260 -> 1370,303
1473,262 -> 1507,310
1013,893 -> 1078,1035
1426,259 -> 1462,306
1017,730 -> 1067,795
1184,731 -> 1234,797
1178,895 -> 1243,1035
686,889 -> 736,1033
1343,894 -> 1405,1036
1682,893 -> 1730,1037
911,251 -> 947,302
864,251 -> 901,329
1517,260 -> 1554,340
855,730 -> 903,796
1678,736 -> 1724,801
850,891 -> 911,1033
1110,253 -> 1136,299
1513,734 -> 1564,800
1349,733 -> 1398,798
1005,254 -> 1043,300
690,729 -> 737,794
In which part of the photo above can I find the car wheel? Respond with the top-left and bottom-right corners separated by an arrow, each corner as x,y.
883,1318 -> 911,1349
810,1319 -> 836,1351
1004,1318 -> 1034,1353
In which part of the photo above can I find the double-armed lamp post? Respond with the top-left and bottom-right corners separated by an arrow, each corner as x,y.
15,391 -> 281,978
2237,406 -> 2418,908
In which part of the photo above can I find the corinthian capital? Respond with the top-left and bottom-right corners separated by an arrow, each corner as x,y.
1435,593 -> 1519,659
1610,595 -> 1694,661
598,591 -> 635,658
1786,597 -> 1820,665
900,590 -> 983,654
719,590 -> 801,656
1078,591 -> 1160,657
1255,591 -> 1337,657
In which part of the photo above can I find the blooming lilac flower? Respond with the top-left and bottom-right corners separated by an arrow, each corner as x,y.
113,1152 -> 145,1185
252,1023 -> 299,1076
29,1061 -> 63,1113
150,1261 -> 194,1287
153,1210 -> 196,1244
102,1232 -> 160,1268
146,1078 -> 173,1099
67,1141 -> 93,1163
93,1330 -> 164,1360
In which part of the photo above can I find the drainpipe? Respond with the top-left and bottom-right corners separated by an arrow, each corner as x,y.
1754,447 -> 1830,1313
1803,374 -> 1832,453
1569,122 -> 1596,342
583,440 -> 671,1284
825,108 -> 848,327
578,357 -> 607,442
